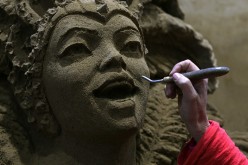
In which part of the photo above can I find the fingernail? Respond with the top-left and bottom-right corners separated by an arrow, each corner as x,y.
173,73 -> 180,80
165,88 -> 170,98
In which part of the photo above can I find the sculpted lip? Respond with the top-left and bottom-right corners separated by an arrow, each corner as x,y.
93,75 -> 138,100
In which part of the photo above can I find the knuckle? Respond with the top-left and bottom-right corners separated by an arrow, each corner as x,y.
190,93 -> 198,101
186,93 -> 199,103
203,79 -> 208,85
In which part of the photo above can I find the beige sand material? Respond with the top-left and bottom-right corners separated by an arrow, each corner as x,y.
0,0 -> 247,164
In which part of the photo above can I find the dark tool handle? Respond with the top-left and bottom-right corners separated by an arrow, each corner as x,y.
163,67 -> 230,83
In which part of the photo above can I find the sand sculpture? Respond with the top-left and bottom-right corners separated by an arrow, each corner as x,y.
0,0 -> 247,164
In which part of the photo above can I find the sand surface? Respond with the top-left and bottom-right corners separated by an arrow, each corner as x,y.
178,0 -> 248,131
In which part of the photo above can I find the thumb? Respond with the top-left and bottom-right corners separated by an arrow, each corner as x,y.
172,73 -> 198,99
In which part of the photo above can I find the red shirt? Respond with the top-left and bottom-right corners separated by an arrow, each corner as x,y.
178,121 -> 248,165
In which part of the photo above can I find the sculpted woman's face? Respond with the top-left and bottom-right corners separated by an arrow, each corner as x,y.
42,13 -> 150,138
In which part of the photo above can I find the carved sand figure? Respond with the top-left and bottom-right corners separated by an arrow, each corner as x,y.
0,0 -> 247,164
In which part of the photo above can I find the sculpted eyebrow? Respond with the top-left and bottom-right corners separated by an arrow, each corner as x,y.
114,26 -> 140,35
58,27 -> 99,45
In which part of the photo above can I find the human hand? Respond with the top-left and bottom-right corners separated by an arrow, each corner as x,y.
164,60 -> 210,142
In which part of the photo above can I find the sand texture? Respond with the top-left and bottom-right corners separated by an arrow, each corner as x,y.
0,0 -> 247,164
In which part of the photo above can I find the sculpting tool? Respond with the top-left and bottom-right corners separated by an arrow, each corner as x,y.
141,67 -> 230,84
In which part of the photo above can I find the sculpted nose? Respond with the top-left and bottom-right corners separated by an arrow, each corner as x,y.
99,53 -> 127,71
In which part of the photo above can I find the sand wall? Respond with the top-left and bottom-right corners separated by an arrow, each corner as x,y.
178,0 -> 248,131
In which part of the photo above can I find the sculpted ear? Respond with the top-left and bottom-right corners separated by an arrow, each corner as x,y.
140,4 -> 217,93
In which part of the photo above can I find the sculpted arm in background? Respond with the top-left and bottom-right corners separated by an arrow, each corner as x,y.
165,59 -> 209,142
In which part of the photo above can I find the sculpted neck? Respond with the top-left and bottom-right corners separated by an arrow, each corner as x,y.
32,130 -> 138,165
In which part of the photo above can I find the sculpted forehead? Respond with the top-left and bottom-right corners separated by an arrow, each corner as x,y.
49,14 -> 139,49
49,15 -> 102,46
106,14 -> 138,30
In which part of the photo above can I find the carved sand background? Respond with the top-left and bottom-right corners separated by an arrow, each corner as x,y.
178,0 -> 248,132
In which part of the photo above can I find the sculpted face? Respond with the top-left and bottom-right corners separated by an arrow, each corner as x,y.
42,13 -> 150,139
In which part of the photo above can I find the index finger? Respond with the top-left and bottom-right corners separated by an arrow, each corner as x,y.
170,60 -> 200,76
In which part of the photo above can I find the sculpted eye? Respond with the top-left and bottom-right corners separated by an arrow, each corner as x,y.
120,41 -> 142,57
60,43 -> 91,58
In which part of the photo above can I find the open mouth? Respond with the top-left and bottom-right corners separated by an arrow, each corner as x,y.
93,78 -> 137,100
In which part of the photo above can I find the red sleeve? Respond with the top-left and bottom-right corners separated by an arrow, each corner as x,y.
177,120 -> 248,165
